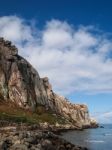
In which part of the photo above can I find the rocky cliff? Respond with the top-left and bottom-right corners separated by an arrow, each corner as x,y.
0,37 -> 96,128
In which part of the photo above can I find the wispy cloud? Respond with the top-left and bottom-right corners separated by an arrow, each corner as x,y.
92,111 -> 112,124
0,16 -> 112,95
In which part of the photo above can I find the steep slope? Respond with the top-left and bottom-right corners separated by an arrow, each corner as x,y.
0,37 -> 96,128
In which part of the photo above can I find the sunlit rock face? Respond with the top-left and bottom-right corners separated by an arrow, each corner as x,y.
0,37 -> 92,128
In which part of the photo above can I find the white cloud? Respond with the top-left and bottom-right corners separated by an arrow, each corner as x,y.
0,16 -> 112,95
0,16 -> 33,43
42,20 -> 73,49
92,111 -> 112,124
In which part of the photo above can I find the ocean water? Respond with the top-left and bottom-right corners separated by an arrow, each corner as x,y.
61,124 -> 112,150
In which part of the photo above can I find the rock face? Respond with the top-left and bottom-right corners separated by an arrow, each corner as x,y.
0,37 -> 93,128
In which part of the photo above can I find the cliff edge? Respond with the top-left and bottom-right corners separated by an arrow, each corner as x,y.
0,37 -> 98,129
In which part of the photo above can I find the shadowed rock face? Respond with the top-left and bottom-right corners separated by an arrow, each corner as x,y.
0,37 -> 93,128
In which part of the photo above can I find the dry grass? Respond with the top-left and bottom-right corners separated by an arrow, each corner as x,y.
0,101 -> 66,125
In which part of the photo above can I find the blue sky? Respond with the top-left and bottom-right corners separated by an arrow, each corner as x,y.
1,0 -> 112,32
0,0 -> 112,123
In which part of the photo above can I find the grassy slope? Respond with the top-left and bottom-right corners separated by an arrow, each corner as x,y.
0,101 -> 66,125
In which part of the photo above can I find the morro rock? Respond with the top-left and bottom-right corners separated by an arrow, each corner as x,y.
0,37 -> 95,128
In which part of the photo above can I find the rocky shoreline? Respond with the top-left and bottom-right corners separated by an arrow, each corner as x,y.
0,116 -> 98,150
0,124 -> 89,150
0,120 -> 99,150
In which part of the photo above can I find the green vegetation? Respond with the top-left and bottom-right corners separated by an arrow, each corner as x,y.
0,102 -> 66,125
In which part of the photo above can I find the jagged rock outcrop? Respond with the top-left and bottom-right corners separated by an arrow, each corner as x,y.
0,37 -> 95,128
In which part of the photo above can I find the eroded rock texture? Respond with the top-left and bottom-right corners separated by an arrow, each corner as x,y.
0,37 -> 92,128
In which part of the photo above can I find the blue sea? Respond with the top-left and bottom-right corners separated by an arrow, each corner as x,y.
61,124 -> 112,150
